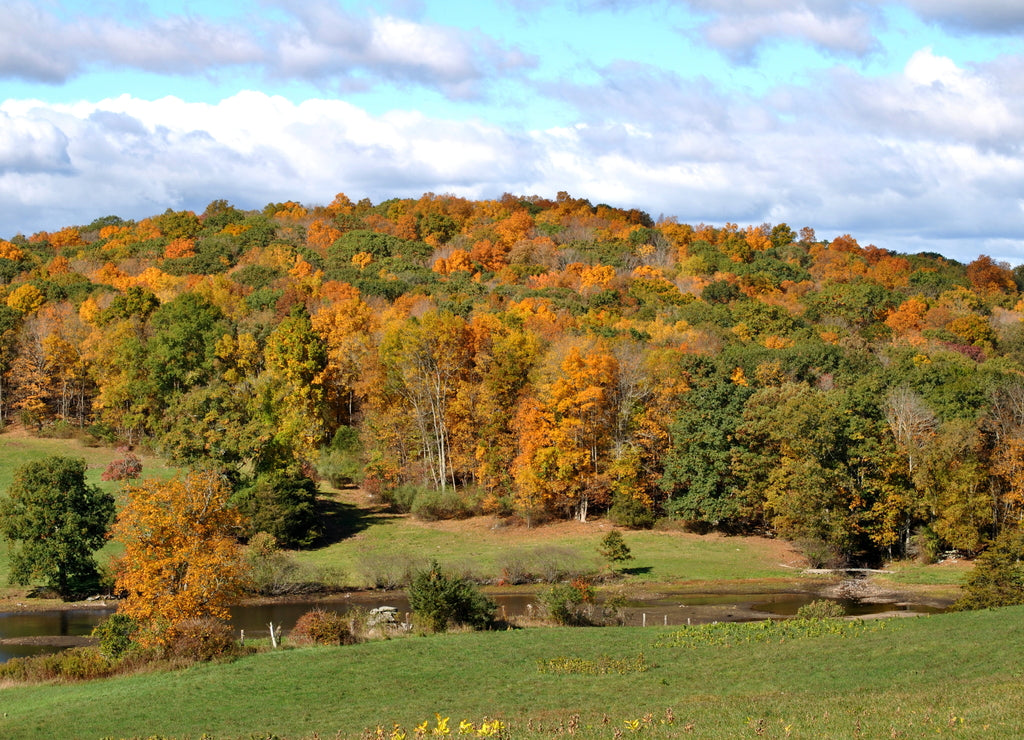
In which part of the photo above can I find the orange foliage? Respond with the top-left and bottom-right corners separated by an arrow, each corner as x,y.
469,239 -> 508,271
306,218 -> 341,252
0,240 -> 26,260
47,255 -> 71,275
886,297 -> 928,336
113,471 -> 247,643
164,238 -> 197,259
967,255 -> 1016,296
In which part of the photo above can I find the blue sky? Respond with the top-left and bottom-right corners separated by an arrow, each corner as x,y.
2,0 -> 1023,263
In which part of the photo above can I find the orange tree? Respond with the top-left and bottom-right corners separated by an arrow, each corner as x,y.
111,470 -> 248,644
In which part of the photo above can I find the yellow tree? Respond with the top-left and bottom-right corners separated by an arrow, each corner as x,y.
512,344 -> 619,521
112,470 -> 247,643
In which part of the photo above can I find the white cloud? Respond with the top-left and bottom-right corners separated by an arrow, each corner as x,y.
0,1 -> 532,100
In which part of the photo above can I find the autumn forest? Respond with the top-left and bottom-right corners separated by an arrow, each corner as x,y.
2,191 -> 1023,567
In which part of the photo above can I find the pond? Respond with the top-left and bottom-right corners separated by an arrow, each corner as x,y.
0,589 -> 946,664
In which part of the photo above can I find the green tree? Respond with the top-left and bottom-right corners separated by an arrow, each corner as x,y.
661,378 -> 753,527
0,456 -> 115,598
234,469 -> 321,549
598,530 -> 634,572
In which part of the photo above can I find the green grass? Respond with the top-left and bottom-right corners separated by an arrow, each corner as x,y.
295,491 -> 801,588
2,607 -> 1023,738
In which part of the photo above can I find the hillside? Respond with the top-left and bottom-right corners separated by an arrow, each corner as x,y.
2,193 -> 1024,566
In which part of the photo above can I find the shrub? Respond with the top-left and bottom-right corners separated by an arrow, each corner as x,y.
410,487 -> 473,521
316,426 -> 363,488
908,525 -> 942,564
796,538 -> 847,569
408,561 -> 496,633
92,613 -> 138,659
244,532 -> 326,595
290,609 -> 353,646
795,599 -> 845,619
163,618 -> 237,662
607,494 -> 656,529
356,552 -> 422,590
101,450 -> 143,481
0,647 -> 115,683
538,580 -> 595,626
953,530 -> 1024,611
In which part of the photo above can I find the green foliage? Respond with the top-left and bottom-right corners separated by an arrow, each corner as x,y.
234,470 -> 321,549
92,613 -> 139,660
146,292 -> 229,399
315,425 -> 363,488
0,456 -> 116,598
952,530 -> 1024,611
0,646 -> 116,683
290,609 -> 353,646
656,616 -> 892,649
538,580 -> 595,626
607,494 -> 656,529
597,531 -> 634,570
408,560 -> 496,632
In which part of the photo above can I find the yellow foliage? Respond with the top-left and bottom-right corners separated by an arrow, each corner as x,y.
112,471 -> 247,643
6,283 -> 45,313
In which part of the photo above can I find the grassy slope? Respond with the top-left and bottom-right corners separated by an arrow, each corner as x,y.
2,607 -> 1022,739
295,489 -> 813,588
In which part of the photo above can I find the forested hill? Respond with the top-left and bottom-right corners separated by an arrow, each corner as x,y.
2,192 -> 1022,565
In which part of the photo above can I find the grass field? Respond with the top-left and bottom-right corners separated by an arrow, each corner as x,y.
2,606 -> 1021,739
293,488 -> 811,588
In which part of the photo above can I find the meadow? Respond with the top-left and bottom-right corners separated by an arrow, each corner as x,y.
2,606 -> 1021,739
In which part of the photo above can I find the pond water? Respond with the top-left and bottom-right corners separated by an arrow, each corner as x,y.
0,589 -> 945,664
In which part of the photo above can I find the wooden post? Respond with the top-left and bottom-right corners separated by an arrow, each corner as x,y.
642,613 -> 646,627
269,622 -> 278,648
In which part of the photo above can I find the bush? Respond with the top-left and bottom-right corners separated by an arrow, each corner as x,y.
290,609 -> 353,646
410,487 -> 474,521
101,450 -> 142,481
408,560 -> 496,633
0,647 -> 115,683
953,530 -> 1024,611
92,613 -> 138,659
163,618 -> 237,662
795,599 -> 845,619
538,580 -> 595,626
608,495 -> 656,529
316,426 -> 363,488
244,532 -> 327,595
796,538 -> 847,569
356,552 -> 422,590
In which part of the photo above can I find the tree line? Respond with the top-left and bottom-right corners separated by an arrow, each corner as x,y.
3,192 -> 1024,565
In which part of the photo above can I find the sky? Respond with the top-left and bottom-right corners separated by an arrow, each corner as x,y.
1,1 -> 1023,264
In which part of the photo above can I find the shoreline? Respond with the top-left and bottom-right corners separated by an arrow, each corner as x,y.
0,573 -> 960,616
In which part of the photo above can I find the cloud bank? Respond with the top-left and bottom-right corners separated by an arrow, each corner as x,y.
3,44 -> 1023,263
